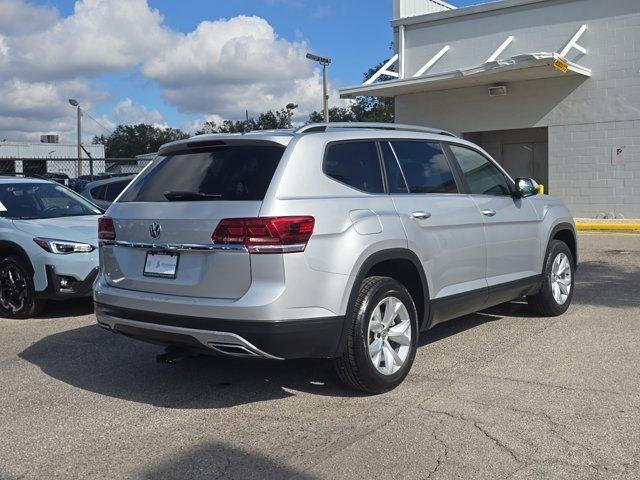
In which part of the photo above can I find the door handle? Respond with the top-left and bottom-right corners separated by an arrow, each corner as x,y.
411,211 -> 431,220
481,209 -> 496,217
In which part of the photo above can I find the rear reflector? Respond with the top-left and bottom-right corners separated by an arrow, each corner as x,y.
98,217 -> 116,241
212,216 -> 315,254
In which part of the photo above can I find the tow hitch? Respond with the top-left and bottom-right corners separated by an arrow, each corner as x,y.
156,346 -> 192,364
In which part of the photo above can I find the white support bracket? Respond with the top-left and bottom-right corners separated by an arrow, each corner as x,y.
363,54 -> 399,85
559,24 -> 587,57
486,36 -> 514,63
413,45 -> 450,77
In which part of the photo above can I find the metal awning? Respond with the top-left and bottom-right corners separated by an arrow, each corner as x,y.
339,53 -> 591,98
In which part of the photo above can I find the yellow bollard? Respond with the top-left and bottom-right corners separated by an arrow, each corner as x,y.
538,184 -> 545,195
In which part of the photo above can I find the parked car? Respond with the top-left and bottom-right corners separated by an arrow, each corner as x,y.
0,177 -> 102,318
94,123 -> 577,393
40,172 -> 71,186
80,175 -> 135,210
68,174 -> 107,192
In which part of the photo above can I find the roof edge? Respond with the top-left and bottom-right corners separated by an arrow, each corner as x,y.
390,0 -> 573,27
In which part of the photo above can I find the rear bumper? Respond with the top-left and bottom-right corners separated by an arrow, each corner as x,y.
95,303 -> 344,360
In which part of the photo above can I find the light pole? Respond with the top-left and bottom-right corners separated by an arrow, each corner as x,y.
306,53 -> 331,123
68,99 -> 82,177
285,103 -> 298,128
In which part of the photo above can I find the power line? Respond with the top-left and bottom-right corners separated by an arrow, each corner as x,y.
82,109 -> 113,135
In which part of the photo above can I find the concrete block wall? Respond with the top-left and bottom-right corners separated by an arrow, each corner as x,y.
549,121 -> 640,217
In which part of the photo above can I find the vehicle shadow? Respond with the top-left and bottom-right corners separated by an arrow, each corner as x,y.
19,300 -> 530,409
140,441 -> 318,480
35,297 -> 94,319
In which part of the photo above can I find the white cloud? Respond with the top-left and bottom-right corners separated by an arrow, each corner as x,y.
142,15 -> 347,120
113,98 -> 166,127
0,0 -> 58,36
0,78 -> 111,142
3,0 -> 175,80
0,1 -> 347,142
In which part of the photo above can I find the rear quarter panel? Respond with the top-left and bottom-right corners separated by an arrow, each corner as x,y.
259,134 -> 409,316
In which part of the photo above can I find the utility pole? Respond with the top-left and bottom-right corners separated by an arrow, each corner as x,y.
306,53 -> 332,123
68,99 -> 82,176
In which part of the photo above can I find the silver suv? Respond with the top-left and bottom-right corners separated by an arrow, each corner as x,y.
95,123 -> 577,393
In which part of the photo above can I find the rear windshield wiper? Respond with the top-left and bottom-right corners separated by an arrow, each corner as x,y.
163,191 -> 223,201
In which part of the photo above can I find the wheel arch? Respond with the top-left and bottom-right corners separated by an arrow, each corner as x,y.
0,240 -> 35,275
548,223 -> 578,267
335,248 -> 430,357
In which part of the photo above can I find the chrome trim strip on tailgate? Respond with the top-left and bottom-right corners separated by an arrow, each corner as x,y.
99,240 -> 247,252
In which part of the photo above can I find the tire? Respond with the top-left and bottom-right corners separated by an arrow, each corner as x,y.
333,276 -> 419,394
0,256 -> 44,319
527,240 -> 574,316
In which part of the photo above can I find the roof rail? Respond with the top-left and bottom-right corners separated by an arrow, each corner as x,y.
294,122 -> 457,137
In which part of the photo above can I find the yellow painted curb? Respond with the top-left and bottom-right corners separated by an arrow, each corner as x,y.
576,223 -> 640,231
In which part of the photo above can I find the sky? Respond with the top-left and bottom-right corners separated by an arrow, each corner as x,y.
0,0 -> 484,143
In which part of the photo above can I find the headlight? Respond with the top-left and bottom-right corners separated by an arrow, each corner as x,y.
33,238 -> 95,254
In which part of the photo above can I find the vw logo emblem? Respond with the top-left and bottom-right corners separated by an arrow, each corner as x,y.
149,222 -> 162,239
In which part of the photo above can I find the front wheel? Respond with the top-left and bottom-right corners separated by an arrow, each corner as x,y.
527,240 -> 574,316
333,276 -> 419,394
0,256 -> 44,319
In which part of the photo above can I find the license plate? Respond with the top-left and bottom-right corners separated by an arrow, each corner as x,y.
143,252 -> 179,278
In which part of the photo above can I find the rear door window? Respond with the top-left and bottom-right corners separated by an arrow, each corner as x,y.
389,141 -> 458,194
323,141 -> 384,193
120,145 -> 285,202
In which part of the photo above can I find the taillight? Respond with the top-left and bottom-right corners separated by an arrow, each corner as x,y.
212,216 -> 315,254
98,217 -> 116,241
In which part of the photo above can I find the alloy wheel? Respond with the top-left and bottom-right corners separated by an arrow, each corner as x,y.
367,296 -> 412,375
0,264 -> 28,313
550,252 -> 572,305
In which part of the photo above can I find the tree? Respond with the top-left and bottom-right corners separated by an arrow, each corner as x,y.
308,59 -> 395,124
93,124 -> 189,158
194,108 -> 293,135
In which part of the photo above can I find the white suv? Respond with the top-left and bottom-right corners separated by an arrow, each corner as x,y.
95,123 -> 577,393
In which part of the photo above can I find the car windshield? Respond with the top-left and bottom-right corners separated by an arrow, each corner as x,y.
0,182 -> 102,219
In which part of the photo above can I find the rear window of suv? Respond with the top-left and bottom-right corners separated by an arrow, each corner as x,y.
120,145 -> 285,202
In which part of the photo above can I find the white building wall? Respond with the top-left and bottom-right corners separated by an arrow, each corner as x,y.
0,142 -> 105,159
394,0 -> 640,217
393,0 -> 455,20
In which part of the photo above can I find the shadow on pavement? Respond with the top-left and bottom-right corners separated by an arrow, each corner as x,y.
141,441 -> 317,480
573,260 -> 640,308
35,297 -> 94,319
19,323 -> 360,409
20,299 -> 533,409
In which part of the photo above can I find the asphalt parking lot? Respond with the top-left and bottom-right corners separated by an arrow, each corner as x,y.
1,232 -> 639,480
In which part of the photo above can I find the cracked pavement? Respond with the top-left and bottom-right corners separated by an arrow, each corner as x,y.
1,232 -> 639,479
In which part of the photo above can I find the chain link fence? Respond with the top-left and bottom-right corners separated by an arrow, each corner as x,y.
0,158 -> 152,191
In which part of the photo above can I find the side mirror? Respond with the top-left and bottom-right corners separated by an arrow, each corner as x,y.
514,178 -> 539,198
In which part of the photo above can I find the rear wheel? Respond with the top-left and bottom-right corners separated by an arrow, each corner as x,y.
334,276 -> 418,394
527,240 -> 574,316
0,256 -> 44,319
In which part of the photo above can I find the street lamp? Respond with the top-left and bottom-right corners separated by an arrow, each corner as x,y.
68,99 -> 82,176
306,53 -> 331,123
285,103 -> 298,128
